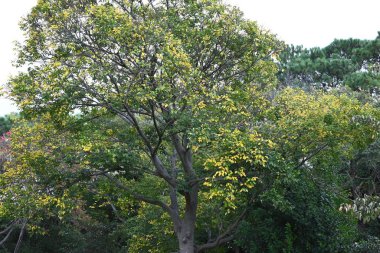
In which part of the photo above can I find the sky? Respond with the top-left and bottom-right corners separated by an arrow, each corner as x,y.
1,0 -> 379,116
0,0 -> 37,116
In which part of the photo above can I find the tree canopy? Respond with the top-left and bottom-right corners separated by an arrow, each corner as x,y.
6,0 -> 282,252
279,33 -> 380,93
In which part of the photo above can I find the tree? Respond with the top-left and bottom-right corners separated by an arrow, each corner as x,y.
8,0 -> 282,252
277,35 -> 380,247
232,88 -> 380,252
278,34 -> 380,94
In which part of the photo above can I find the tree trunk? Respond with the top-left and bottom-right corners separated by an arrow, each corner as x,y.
176,185 -> 198,253
170,135 -> 198,253
177,218 -> 196,253
179,236 -> 195,253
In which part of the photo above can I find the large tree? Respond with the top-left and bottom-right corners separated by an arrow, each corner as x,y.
8,0 -> 281,252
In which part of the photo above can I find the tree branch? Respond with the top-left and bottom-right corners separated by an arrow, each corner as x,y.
14,219 -> 27,253
103,173 -> 173,215
0,221 -> 16,247
196,208 -> 247,252
293,143 -> 329,170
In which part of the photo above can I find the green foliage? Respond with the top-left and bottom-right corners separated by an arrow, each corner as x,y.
233,87 -> 380,253
0,114 -> 14,135
265,88 -> 380,169
235,162 -> 358,253
343,138 -> 380,196
279,34 -> 380,93
116,204 -> 177,253
17,220 -> 117,253
347,236 -> 380,253
339,138 -> 380,225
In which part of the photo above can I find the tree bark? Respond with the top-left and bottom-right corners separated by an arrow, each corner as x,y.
177,207 -> 197,253
168,133 -> 199,253
175,182 -> 198,253
179,241 -> 195,253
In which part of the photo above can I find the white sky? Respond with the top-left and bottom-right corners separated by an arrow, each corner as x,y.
1,0 -> 379,116
0,0 -> 37,116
